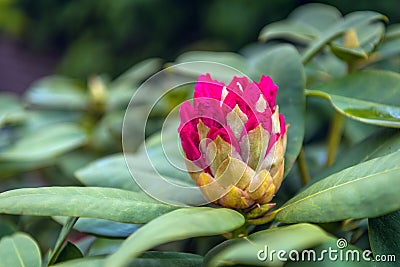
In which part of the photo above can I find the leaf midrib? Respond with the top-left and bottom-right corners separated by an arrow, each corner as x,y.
11,239 -> 26,267
277,165 -> 400,215
0,193 -> 166,207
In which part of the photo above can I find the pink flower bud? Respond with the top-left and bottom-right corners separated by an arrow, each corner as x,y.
178,74 -> 287,210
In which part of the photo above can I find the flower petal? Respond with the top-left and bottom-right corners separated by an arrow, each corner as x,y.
255,75 -> 279,110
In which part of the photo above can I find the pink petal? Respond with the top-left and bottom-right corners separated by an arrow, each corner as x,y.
179,122 -> 200,161
194,73 -> 225,100
255,75 -> 279,110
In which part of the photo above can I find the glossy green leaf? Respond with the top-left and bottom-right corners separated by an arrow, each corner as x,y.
204,223 -> 329,267
174,51 -> 251,82
22,110 -> 83,130
0,232 -> 41,267
330,20 -> 385,62
75,154 -> 139,191
307,70 -> 400,128
371,35 -> 400,64
0,93 -> 25,126
0,187 -> 177,224
276,150 -> 400,223
288,3 -> 342,32
53,217 -> 140,238
48,217 -> 78,266
53,252 -> 202,267
76,150 -> 193,192
139,124 -> 194,186
342,118 -> 379,145
369,209 -> 400,266
57,151 -> 98,178
314,129 -> 400,183
25,76 -> 88,110
251,44 -> 305,176
259,4 -> 341,44
305,53 -> 346,88
51,257 -> 104,267
302,11 -> 387,64
88,238 -> 123,256
0,123 -> 87,161
259,21 -> 318,43
105,207 -> 244,267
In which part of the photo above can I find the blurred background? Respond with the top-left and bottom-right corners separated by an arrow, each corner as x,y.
1,0 -> 399,94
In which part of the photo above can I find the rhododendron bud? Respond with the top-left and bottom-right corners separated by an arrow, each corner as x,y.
178,74 -> 287,211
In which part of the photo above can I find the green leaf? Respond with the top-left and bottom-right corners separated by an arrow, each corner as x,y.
302,11 -> 387,64
372,35 -> 400,63
52,252 -> 203,267
22,110 -> 83,130
55,242 -> 83,264
48,217 -> 78,266
88,238 -> 123,256
57,151 -> 98,178
304,53 -> 346,88
0,160 -> 53,179
0,232 -> 41,267
76,150 -> 193,192
288,3 -> 342,32
128,252 -> 203,267
369,209 -> 400,266
139,125 -> 194,186
107,58 -> 162,110
25,76 -> 88,110
204,223 -> 329,267
259,4 -> 342,44
385,24 -> 400,40
330,20 -> 385,62
105,207 -> 244,267
51,257 -> 104,267
53,217 -> 140,238
112,58 -> 162,88
174,51 -> 252,82
0,221 -> 17,239
0,93 -> 25,126
342,118 -> 379,145
0,187 -> 177,224
75,154 -> 140,191
307,70 -> 400,128
314,129 -> 400,183
276,150 -> 400,223
251,44 -> 305,176
258,21 -> 318,43
0,123 -> 87,161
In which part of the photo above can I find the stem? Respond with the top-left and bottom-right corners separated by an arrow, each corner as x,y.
246,211 -> 277,226
225,223 -> 248,239
326,111 -> 345,166
298,149 -> 311,185
325,61 -> 357,167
